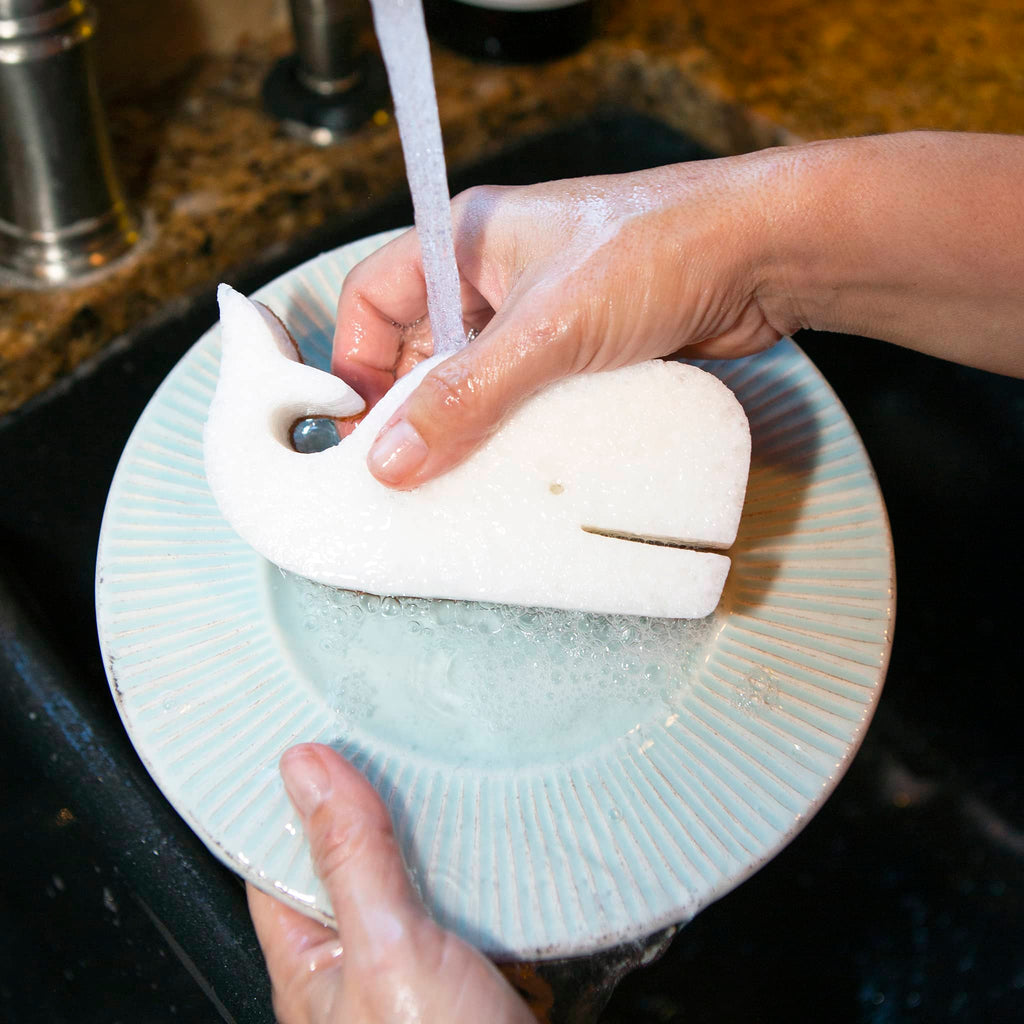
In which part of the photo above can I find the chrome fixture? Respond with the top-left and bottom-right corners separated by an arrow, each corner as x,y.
0,0 -> 138,285
263,0 -> 388,146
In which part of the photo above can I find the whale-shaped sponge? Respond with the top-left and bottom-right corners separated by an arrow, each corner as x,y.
204,284 -> 750,619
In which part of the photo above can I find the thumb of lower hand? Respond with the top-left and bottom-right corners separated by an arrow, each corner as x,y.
280,744 -> 424,962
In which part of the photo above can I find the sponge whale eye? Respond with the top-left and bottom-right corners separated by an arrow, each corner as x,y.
204,285 -> 751,619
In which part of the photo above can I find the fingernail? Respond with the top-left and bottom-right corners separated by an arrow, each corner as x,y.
367,418 -> 427,484
280,746 -> 331,818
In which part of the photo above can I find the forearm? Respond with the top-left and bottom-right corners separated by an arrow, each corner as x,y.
759,131 -> 1024,377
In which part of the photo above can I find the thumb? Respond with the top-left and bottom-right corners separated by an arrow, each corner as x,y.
280,744 -> 424,965
365,305 -> 579,488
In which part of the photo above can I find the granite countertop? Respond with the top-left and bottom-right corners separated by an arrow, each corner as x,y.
1,0 -> 1022,416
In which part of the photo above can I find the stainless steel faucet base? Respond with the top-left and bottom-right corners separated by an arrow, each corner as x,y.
263,51 -> 388,147
264,0 -> 388,146
0,1 -> 138,285
0,203 -> 139,286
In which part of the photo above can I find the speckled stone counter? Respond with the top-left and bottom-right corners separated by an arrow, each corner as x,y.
2,0 -> 1022,415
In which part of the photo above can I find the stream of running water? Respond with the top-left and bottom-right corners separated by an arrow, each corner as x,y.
367,0 -> 467,357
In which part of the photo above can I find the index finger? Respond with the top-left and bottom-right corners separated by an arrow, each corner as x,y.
331,228 -> 430,407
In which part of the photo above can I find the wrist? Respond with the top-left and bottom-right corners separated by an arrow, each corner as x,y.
746,137 -> 868,339
747,130 -> 1024,374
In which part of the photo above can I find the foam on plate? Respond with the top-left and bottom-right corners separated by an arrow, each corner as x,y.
275,571 -> 720,764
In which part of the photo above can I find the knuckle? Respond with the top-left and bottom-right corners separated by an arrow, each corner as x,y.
420,363 -> 483,421
312,812 -> 387,883
452,182 -> 503,214
339,252 -> 377,297
452,185 -> 509,243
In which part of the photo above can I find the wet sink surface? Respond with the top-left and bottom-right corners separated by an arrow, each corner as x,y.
1,113 -> 1022,1023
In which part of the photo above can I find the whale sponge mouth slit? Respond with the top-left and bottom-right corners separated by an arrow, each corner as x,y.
580,525 -> 729,554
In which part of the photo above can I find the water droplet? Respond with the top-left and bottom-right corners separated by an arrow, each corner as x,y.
737,670 -> 778,712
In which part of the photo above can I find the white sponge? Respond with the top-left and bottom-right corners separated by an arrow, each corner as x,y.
204,285 -> 750,619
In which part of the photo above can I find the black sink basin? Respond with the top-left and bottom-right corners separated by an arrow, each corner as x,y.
1,112 -> 1021,1023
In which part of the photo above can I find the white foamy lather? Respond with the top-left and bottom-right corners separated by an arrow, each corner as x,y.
205,285 -> 751,619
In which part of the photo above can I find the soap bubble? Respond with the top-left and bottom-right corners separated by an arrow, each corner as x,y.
281,574 -> 717,764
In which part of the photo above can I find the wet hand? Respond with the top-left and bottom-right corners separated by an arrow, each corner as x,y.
247,744 -> 534,1024
332,156 -> 785,488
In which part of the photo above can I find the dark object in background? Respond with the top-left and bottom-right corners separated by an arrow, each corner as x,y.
425,0 -> 595,63
263,0 -> 391,145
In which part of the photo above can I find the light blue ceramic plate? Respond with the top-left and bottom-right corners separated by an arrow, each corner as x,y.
96,229 -> 895,960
